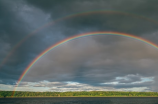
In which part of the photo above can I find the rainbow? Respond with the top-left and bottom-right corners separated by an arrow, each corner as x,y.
1,10 -> 158,70
12,31 -> 158,97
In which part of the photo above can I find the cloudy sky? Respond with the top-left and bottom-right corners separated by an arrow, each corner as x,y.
0,0 -> 158,92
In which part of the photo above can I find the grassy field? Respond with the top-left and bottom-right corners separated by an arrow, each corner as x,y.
0,91 -> 158,98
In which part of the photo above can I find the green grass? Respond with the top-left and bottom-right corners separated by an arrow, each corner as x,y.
0,91 -> 158,98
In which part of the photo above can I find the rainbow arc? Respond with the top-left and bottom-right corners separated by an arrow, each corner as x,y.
12,31 -> 158,97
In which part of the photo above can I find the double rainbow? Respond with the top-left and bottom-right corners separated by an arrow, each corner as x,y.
1,10 -> 158,70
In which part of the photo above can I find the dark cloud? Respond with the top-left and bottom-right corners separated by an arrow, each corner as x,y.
0,0 -> 60,84
0,0 -> 158,91
26,0 -> 158,35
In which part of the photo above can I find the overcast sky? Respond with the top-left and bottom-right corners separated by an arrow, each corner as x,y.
0,0 -> 158,92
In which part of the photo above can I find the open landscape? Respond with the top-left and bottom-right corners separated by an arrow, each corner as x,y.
1,0 -> 158,103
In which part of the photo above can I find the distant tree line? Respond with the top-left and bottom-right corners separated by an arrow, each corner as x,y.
0,91 -> 158,97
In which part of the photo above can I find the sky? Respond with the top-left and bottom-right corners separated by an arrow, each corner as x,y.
0,0 -> 158,92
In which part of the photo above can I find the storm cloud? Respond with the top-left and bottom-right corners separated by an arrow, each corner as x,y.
0,0 -> 158,91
